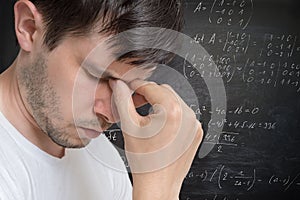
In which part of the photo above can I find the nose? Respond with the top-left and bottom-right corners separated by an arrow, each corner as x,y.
93,80 -> 119,124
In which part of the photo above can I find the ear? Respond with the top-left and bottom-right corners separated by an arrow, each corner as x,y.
14,0 -> 43,52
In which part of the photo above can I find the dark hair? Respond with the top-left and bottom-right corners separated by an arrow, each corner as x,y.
29,0 -> 184,65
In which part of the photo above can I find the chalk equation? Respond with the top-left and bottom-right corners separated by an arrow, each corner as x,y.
183,31 -> 300,93
193,0 -> 254,30
184,165 -> 300,192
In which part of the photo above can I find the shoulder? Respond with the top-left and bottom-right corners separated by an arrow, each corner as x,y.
0,125 -> 33,200
0,140 -> 27,200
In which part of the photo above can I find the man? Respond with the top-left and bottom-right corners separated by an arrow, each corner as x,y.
0,0 -> 203,199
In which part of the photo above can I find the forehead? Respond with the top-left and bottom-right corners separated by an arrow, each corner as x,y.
60,34 -> 153,81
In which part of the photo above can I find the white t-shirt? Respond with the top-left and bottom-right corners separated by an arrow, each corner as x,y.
0,111 -> 132,200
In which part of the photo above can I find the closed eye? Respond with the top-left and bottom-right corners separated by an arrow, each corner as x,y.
83,65 -> 119,81
99,76 -> 118,82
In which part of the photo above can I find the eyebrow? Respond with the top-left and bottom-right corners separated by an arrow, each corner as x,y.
84,62 -> 120,79
84,61 -> 155,83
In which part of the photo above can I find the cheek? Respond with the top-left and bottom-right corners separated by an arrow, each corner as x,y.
72,69 -> 101,119
46,57 -> 84,118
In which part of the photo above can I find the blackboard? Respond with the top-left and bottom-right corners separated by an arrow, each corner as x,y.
179,0 -> 300,199
106,0 -> 300,199
0,1 -> 19,72
1,0 -> 300,200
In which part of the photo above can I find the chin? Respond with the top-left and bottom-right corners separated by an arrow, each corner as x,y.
67,141 -> 91,149
50,135 -> 91,149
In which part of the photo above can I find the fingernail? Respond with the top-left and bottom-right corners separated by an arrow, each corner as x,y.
109,79 -> 117,89
110,79 -> 131,94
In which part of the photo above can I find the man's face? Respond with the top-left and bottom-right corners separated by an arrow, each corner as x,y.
18,34 -> 152,148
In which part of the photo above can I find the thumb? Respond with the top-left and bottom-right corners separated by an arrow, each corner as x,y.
109,79 -> 142,135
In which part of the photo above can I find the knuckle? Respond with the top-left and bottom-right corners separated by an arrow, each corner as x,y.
167,103 -> 181,120
196,122 -> 204,141
161,83 -> 172,89
161,84 -> 176,95
187,107 -> 197,121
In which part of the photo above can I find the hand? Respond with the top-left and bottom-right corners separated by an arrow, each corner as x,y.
109,79 -> 203,200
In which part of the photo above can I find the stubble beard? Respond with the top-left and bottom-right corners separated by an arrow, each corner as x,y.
18,54 -> 89,148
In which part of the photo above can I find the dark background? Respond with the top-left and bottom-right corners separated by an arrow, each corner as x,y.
0,1 -> 18,71
1,0 -> 300,200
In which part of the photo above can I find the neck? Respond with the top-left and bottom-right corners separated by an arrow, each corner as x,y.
0,58 -> 65,158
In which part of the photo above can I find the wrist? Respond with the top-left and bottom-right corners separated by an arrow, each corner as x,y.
133,188 -> 179,200
132,177 -> 180,200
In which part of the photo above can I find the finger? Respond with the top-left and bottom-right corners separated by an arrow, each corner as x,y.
109,79 -> 142,127
109,79 -> 161,139
132,92 -> 148,108
129,79 -> 177,107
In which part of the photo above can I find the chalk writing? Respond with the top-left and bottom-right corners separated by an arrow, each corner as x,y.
185,166 -> 300,193
193,0 -> 254,29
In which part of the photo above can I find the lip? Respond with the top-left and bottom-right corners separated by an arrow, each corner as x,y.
79,127 -> 102,139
